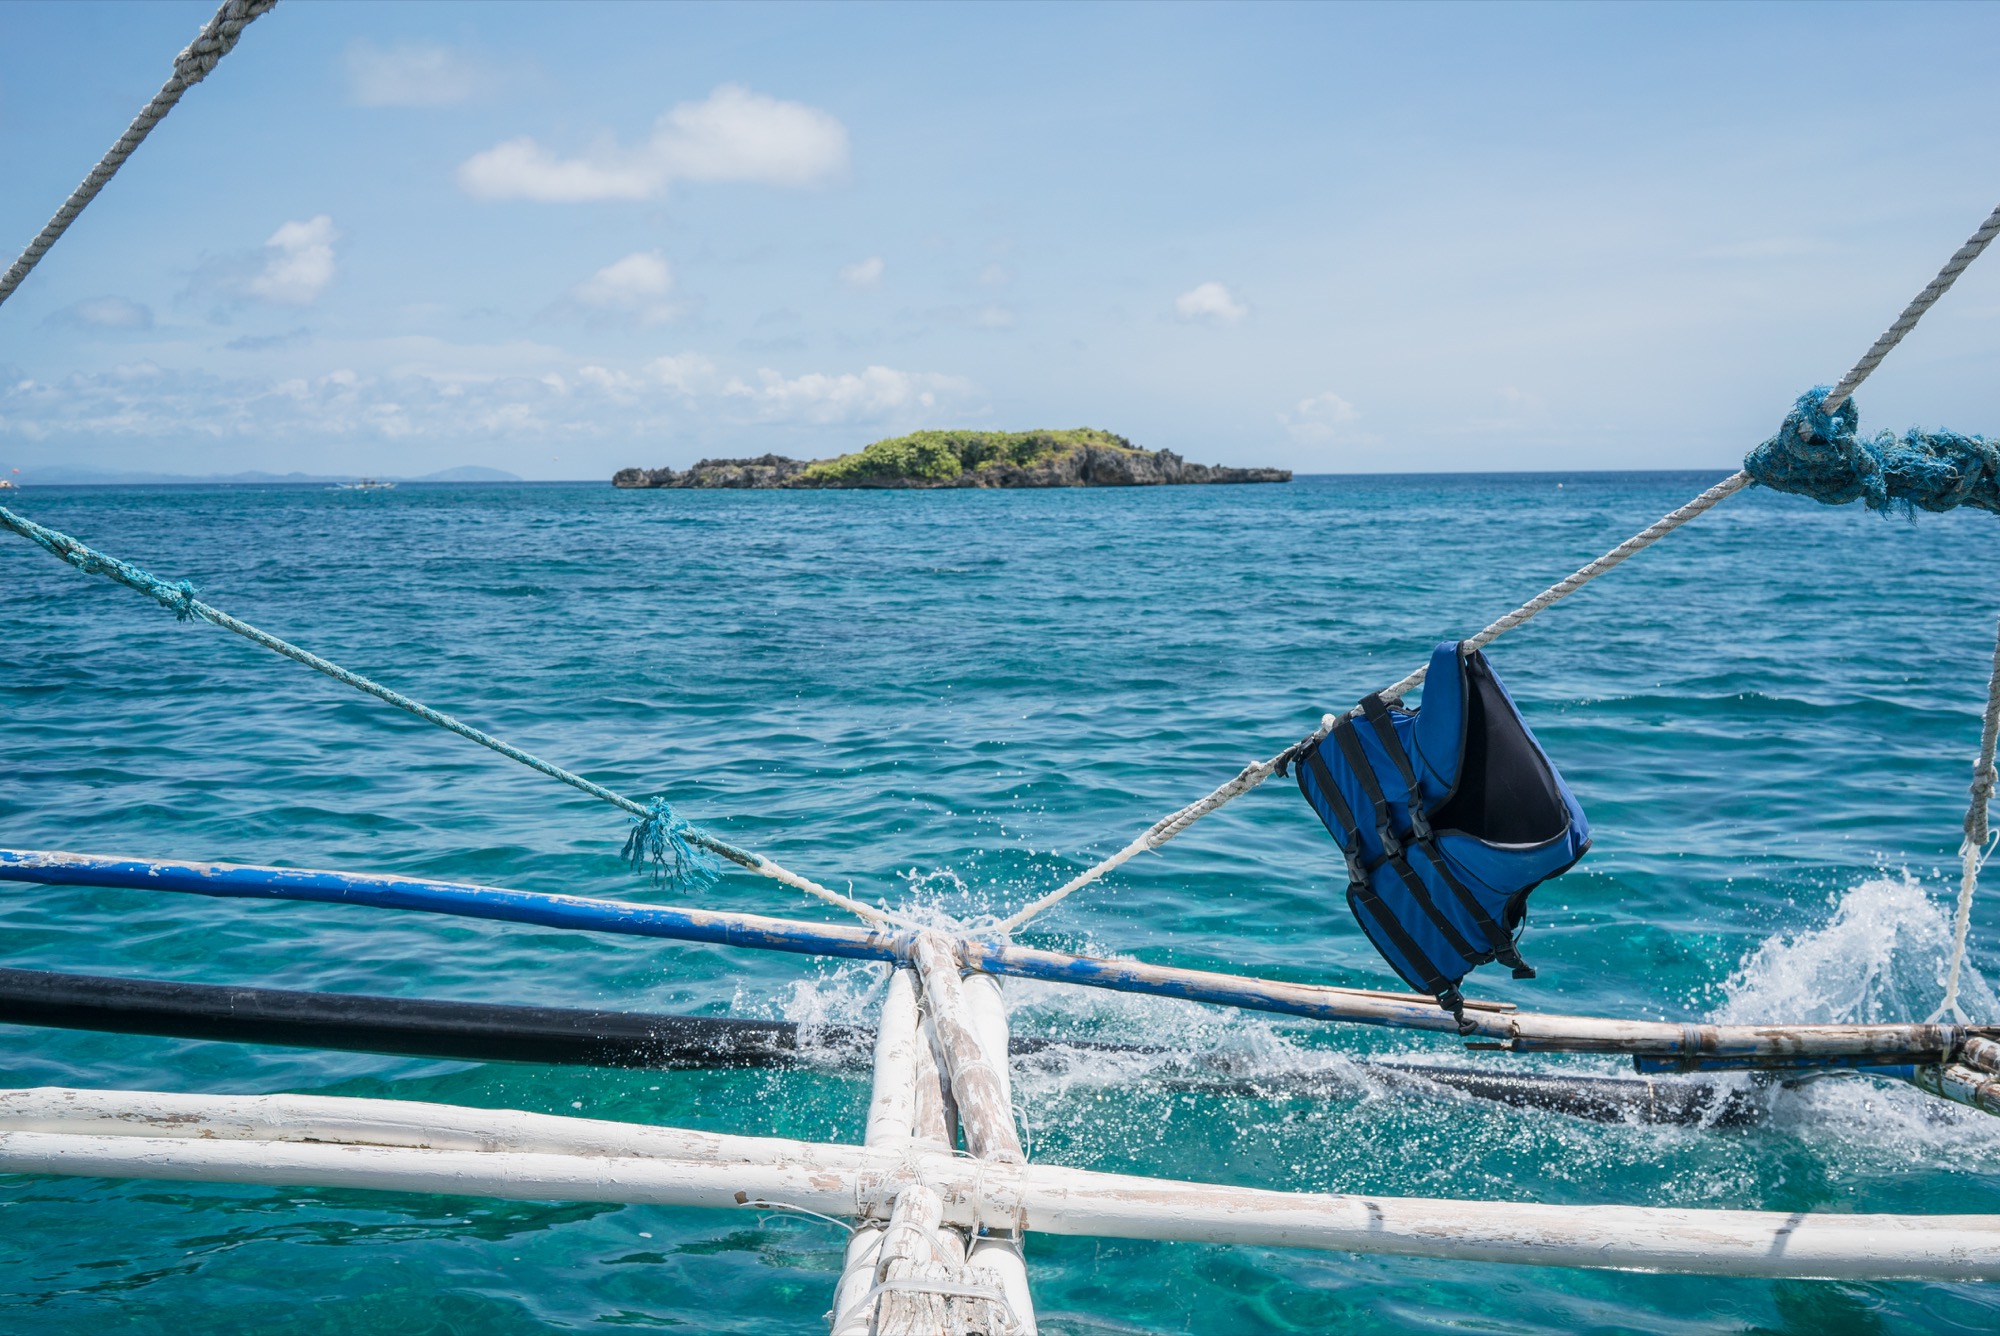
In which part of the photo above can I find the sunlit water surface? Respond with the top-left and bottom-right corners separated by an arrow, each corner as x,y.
2,474 -> 1997,1333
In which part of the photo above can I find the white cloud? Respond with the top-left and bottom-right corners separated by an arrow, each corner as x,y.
0,340 -> 963,451
344,40 -> 493,107
646,352 -> 718,394
1174,281 -> 1248,325
1278,391 -> 1359,442
839,256 -> 885,289
974,305 -> 1013,330
458,84 -> 849,202
248,216 -> 339,305
47,296 -> 153,330
566,251 -> 678,325
978,263 -> 1013,288
726,364 -> 971,424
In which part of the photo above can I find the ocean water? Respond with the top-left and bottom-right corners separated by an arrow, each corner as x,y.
1,472 -> 1997,1334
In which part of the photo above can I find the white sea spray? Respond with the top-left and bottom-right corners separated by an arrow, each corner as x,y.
1715,872 -> 1995,1026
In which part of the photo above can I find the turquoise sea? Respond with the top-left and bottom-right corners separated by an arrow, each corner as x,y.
2,473 -> 1997,1334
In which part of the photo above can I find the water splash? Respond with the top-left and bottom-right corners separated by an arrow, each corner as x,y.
1715,873 -> 1996,1026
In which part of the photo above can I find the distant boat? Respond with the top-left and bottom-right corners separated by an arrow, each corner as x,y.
332,479 -> 396,491
0,479 -> 17,490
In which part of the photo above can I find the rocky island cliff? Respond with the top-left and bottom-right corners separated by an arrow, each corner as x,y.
613,428 -> 1289,489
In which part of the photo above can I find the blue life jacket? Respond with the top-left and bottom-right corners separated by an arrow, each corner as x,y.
1292,641 -> 1590,1032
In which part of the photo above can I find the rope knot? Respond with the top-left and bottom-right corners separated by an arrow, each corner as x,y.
1744,387 -> 2000,516
165,578 -> 202,622
622,797 -> 720,892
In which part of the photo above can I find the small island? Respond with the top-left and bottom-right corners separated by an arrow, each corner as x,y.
612,428 -> 1290,489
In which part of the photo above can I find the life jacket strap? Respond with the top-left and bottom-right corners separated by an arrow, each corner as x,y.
1435,984 -> 1475,1036
1358,694 -> 1433,843
1356,695 -> 1532,975
1330,719 -> 1402,860
1332,721 -> 1483,967
1303,747 -> 1459,1001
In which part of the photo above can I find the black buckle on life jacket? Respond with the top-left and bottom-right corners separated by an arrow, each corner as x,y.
1498,943 -> 1537,980
1377,824 -> 1402,859
1435,984 -> 1475,1036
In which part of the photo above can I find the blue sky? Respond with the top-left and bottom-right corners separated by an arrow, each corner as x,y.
2,0 -> 1997,480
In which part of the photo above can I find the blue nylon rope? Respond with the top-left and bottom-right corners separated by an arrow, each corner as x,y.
1745,388 -> 1999,515
0,504 -> 729,896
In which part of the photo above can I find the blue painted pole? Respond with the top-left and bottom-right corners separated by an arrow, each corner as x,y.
0,849 -> 1986,1065
0,848 -> 1471,1035
0,849 -> 895,964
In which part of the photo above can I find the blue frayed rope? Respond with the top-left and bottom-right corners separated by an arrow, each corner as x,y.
1745,388 -> 2000,515
0,503 -> 744,895
622,797 -> 721,891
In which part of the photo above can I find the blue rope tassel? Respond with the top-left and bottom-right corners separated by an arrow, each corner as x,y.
1745,387 -> 2000,515
622,797 -> 721,891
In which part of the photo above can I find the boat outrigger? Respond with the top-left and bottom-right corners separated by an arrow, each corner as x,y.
5,4 -> 2000,1330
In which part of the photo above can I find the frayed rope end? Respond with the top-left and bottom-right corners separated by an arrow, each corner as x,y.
166,578 -> 203,622
622,797 -> 721,892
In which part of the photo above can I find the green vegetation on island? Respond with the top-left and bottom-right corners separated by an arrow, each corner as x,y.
798,428 -> 1138,484
612,428 -> 1290,489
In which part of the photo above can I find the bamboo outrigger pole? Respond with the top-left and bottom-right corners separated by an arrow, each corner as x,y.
2,1087 -> 1996,1282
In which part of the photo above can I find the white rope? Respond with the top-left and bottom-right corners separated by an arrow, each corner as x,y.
1822,201 -> 2000,418
0,0 -> 279,310
833,1271 -> 1024,1336
1378,470 -> 1755,703
1934,617 -> 2000,1023
997,473 -> 1751,935
1002,201 -> 2000,936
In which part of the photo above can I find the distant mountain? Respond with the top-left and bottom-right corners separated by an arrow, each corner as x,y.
7,465 -> 526,485
415,465 -> 521,482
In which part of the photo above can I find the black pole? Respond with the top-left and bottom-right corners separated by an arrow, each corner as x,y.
0,966 -> 868,1069
0,966 -> 1761,1125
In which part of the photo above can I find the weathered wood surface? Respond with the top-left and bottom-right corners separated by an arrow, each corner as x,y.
911,934 -> 1023,1164
867,1184 -> 979,1335
10,849 -> 1988,1062
959,971 -> 1038,1335
7,1104 -> 2000,1280
912,1002 -> 957,1150
1915,1063 -> 2000,1117
832,969 -> 923,1336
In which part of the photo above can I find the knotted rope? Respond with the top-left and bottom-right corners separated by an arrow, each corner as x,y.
1934,618 -> 2000,1024
1000,198 -> 2000,935
0,506 -> 901,926
1745,388 -> 1999,514
0,0 -> 279,310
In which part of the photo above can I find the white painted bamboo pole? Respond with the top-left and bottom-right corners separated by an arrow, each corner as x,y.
6,1123 -> 2000,1280
911,1004 -> 956,1150
961,971 -> 1037,1336
962,973 -> 1014,1112
0,1085 -> 833,1163
863,969 -> 923,1144
911,933 -> 1023,1163
831,968 -> 923,1335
